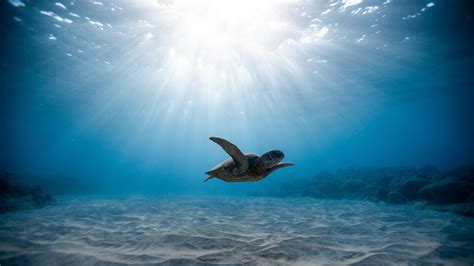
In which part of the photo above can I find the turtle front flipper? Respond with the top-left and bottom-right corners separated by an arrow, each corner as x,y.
264,162 -> 294,177
209,137 -> 249,174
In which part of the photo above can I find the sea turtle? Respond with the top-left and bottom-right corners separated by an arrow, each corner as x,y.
205,137 -> 294,182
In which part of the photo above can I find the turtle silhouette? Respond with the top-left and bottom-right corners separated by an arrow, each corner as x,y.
205,137 -> 294,182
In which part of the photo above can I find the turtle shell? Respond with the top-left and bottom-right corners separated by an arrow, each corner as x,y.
207,153 -> 259,175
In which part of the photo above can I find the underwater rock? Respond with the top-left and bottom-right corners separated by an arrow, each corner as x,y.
417,165 -> 441,180
303,174 -> 343,199
418,179 -> 473,204
387,192 -> 407,204
375,186 -> 390,201
426,202 -> 474,217
446,165 -> 474,183
341,180 -> 368,195
0,172 -> 54,213
274,165 -> 474,216
400,178 -> 431,201
377,174 -> 395,188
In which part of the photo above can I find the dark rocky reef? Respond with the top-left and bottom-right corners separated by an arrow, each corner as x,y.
274,165 -> 474,217
0,172 -> 54,213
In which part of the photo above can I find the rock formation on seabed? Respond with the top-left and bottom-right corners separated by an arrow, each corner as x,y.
274,165 -> 474,217
0,172 -> 54,213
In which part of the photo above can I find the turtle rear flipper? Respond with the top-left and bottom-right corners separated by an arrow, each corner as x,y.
209,137 -> 249,174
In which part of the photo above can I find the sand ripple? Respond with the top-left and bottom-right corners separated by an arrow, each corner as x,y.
1,196 -> 473,265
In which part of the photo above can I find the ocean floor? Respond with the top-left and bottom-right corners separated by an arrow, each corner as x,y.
0,196 -> 473,265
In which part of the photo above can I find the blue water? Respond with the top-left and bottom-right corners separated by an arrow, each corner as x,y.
1,0 -> 473,264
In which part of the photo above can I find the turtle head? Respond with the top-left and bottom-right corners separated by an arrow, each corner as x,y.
259,150 -> 284,168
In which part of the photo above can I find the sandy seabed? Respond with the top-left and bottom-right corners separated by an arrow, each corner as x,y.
0,196 -> 473,265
